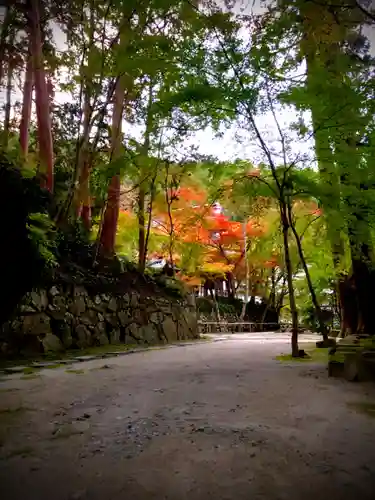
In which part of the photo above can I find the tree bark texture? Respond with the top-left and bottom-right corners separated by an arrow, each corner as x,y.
28,0 -> 54,192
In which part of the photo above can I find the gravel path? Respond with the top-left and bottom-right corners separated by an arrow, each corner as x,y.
0,335 -> 375,500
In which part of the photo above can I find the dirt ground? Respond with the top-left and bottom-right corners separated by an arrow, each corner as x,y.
0,334 -> 375,500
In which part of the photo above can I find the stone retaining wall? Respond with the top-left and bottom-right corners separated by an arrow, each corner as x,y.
0,284 -> 198,355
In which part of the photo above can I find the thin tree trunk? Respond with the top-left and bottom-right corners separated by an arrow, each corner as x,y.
75,1 -> 95,225
280,203 -> 299,357
28,0 -> 54,192
0,5 -> 11,85
276,273 -> 287,311
260,296 -> 272,330
138,189 -> 146,269
19,52 -> 34,156
77,156 -> 92,230
75,97 -> 92,213
240,220 -> 249,320
287,202 -> 329,341
209,287 -> 221,324
59,78 -> 117,225
165,183 -> 175,273
144,173 -> 157,270
3,44 -> 13,146
138,81 -> 154,272
271,268 -> 276,308
75,91 -> 93,228
261,268 -> 278,325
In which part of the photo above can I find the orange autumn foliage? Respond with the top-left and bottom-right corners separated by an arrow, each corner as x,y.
152,183 -> 269,282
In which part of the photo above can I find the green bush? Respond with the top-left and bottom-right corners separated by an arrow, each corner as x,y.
0,155 -> 54,324
27,212 -> 57,268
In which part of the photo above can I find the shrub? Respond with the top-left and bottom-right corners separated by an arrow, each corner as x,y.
0,154 -> 54,324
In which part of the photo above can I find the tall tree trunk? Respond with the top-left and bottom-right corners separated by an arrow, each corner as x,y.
337,134 -> 374,334
0,5 -> 11,85
100,174 -> 121,256
75,92 -> 93,228
270,268 -> 276,308
287,202 -> 329,340
3,40 -> 13,146
19,51 -> 34,157
304,50 -> 346,307
99,76 -> 125,257
299,0 -> 374,336
209,287 -> 221,324
310,108 -> 345,270
165,173 -> 175,275
138,81 -> 154,272
280,203 -> 299,357
144,173 -> 157,271
260,268 -> 277,325
240,220 -> 249,320
99,8 -> 135,257
301,1 -> 348,333
346,205 -> 374,334
276,273 -> 287,317
138,188 -> 146,270
77,156 -> 92,230
75,1 -> 95,227
28,0 -> 54,192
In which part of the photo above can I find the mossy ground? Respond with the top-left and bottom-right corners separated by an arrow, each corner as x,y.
0,338 -> 206,372
65,369 -> 85,375
21,366 -> 38,374
0,406 -> 30,416
20,373 -> 41,380
0,343 -> 136,370
329,337 -> 375,364
347,402 -> 375,418
275,345 -> 329,363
